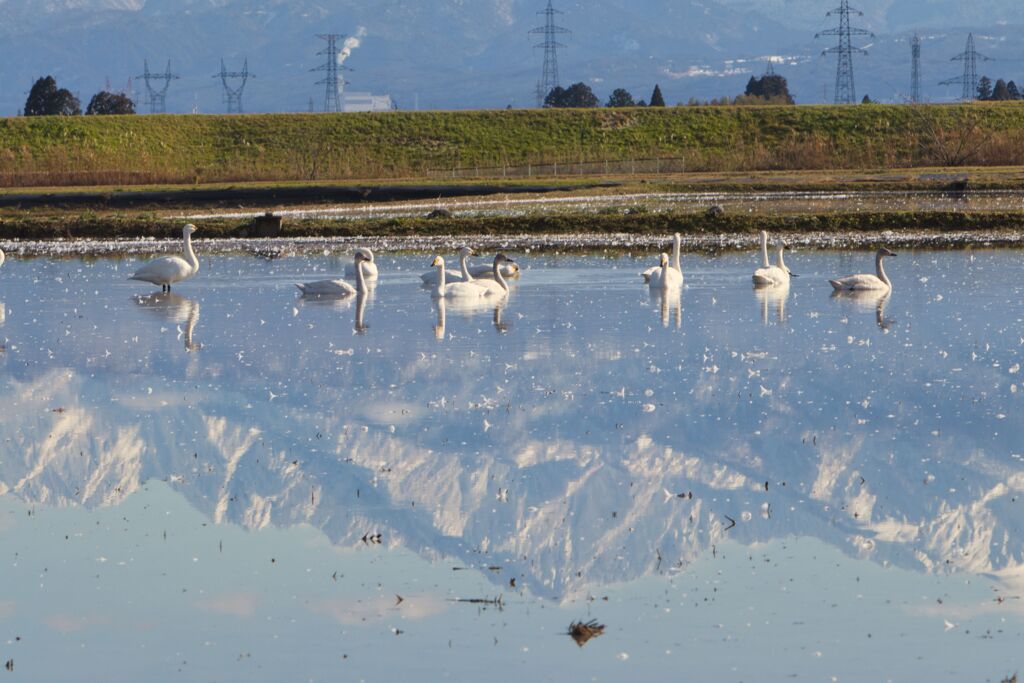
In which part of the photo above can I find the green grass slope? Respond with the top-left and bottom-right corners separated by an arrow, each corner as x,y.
2,104 -> 1023,188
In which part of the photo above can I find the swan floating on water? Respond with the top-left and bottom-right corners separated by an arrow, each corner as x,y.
643,233 -> 681,284
649,252 -> 683,291
421,246 -> 475,286
829,248 -> 896,291
297,250 -> 371,297
129,224 -> 199,291
752,231 -> 793,287
0,247 -> 5,269
468,259 -> 520,281
430,253 -> 515,299
343,248 -> 379,279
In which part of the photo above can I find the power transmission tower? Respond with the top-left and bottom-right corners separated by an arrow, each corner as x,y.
940,33 -> 991,101
311,34 -> 351,113
136,60 -> 179,114
910,34 -> 922,103
529,0 -> 570,107
214,58 -> 253,113
815,0 -> 872,104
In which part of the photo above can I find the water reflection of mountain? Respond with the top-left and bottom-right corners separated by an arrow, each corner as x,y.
1,252 -> 1023,600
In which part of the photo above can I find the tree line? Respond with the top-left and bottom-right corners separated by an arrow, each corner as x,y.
976,76 -> 1022,101
545,74 -> 794,108
23,75 -> 135,116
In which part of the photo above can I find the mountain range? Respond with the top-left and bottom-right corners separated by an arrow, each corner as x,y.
0,1 -> 1022,113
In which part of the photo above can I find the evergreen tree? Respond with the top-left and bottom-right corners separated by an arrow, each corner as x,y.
86,91 -> 135,115
649,84 -> 666,107
992,79 -> 1011,101
861,94 -> 873,104
977,76 -> 993,101
744,74 -> 794,103
605,88 -> 636,107
1008,81 -> 1021,100
24,76 -> 81,116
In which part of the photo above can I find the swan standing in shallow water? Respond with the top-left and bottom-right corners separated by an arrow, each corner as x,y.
297,250 -> 370,296
649,252 -> 683,291
130,224 -> 199,291
752,231 -> 793,286
829,248 -> 897,291
420,246 -> 475,285
643,233 -> 682,284
344,248 -> 379,280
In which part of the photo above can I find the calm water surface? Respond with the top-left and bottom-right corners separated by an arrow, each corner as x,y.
0,248 -> 1022,681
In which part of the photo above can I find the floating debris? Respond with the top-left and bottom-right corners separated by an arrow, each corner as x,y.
568,620 -> 606,647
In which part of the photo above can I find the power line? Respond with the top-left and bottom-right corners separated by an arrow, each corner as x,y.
939,33 -> 991,101
529,0 -> 570,107
135,59 -> 179,114
815,0 -> 873,104
910,34 -> 922,103
311,33 -> 351,113
214,58 -> 253,113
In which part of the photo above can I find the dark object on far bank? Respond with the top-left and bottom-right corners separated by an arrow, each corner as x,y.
426,208 -> 453,219
24,76 -> 81,116
947,177 -> 969,193
706,204 -> 726,219
568,619 -> 605,647
249,212 -> 283,237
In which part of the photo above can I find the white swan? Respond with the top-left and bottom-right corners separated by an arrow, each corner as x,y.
297,250 -> 370,296
466,254 -> 515,297
468,259 -> 520,280
129,224 -> 199,291
829,248 -> 897,291
753,233 -> 793,287
642,233 -> 681,283
343,248 -> 379,279
0,247 -> 5,269
420,246 -> 475,285
649,252 -> 683,291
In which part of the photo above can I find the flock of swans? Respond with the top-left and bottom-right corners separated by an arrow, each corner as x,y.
0,225 -> 899,331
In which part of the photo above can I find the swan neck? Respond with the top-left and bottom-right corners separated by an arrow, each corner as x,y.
355,257 -> 367,293
876,254 -> 891,288
436,261 -> 446,295
776,247 -> 786,270
660,261 -> 670,291
183,229 -> 198,271
493,261 -> 509,292
460,253 -> 472,280
760,232 -> 769,268
672,234 -> 681,271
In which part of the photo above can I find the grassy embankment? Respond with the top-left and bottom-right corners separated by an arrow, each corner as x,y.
3,104 -> 1024,188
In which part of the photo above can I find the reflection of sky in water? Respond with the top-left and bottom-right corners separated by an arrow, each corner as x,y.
0,250 -> 1022,680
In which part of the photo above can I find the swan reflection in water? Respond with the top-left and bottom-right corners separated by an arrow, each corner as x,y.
133,292 -> 202,351
754,281 -> 789,325
0,301 -> 5,326
433,297 -> 510,339
649,288 -> 682,328
299,289 -> 373,334
831,289 -> 894,331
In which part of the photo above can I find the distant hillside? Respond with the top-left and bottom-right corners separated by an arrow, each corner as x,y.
3,104 -> 1024,188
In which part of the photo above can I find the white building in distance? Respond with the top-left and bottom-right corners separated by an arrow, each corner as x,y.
342,92 -> 395,112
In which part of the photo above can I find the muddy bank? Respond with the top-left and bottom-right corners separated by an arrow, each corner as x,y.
0,181 -> 616,210
3,210 -> 1024,255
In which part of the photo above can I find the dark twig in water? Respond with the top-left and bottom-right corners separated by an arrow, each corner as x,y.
567,620 -> 605,647
724,515 -> 736,530
450,595 -> 504,608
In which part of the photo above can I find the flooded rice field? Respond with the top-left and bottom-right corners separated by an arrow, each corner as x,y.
0,246 -> 1022,681
180,188 -> 1024,222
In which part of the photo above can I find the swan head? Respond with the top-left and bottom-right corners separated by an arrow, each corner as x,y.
877,247 -> 897,258
354,247 -> 374,262
493,253 -> 515,266
459,246 -> 475,257
660,252 -> 670,267
183,224 -> 197,235
431,256 -> 445,268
